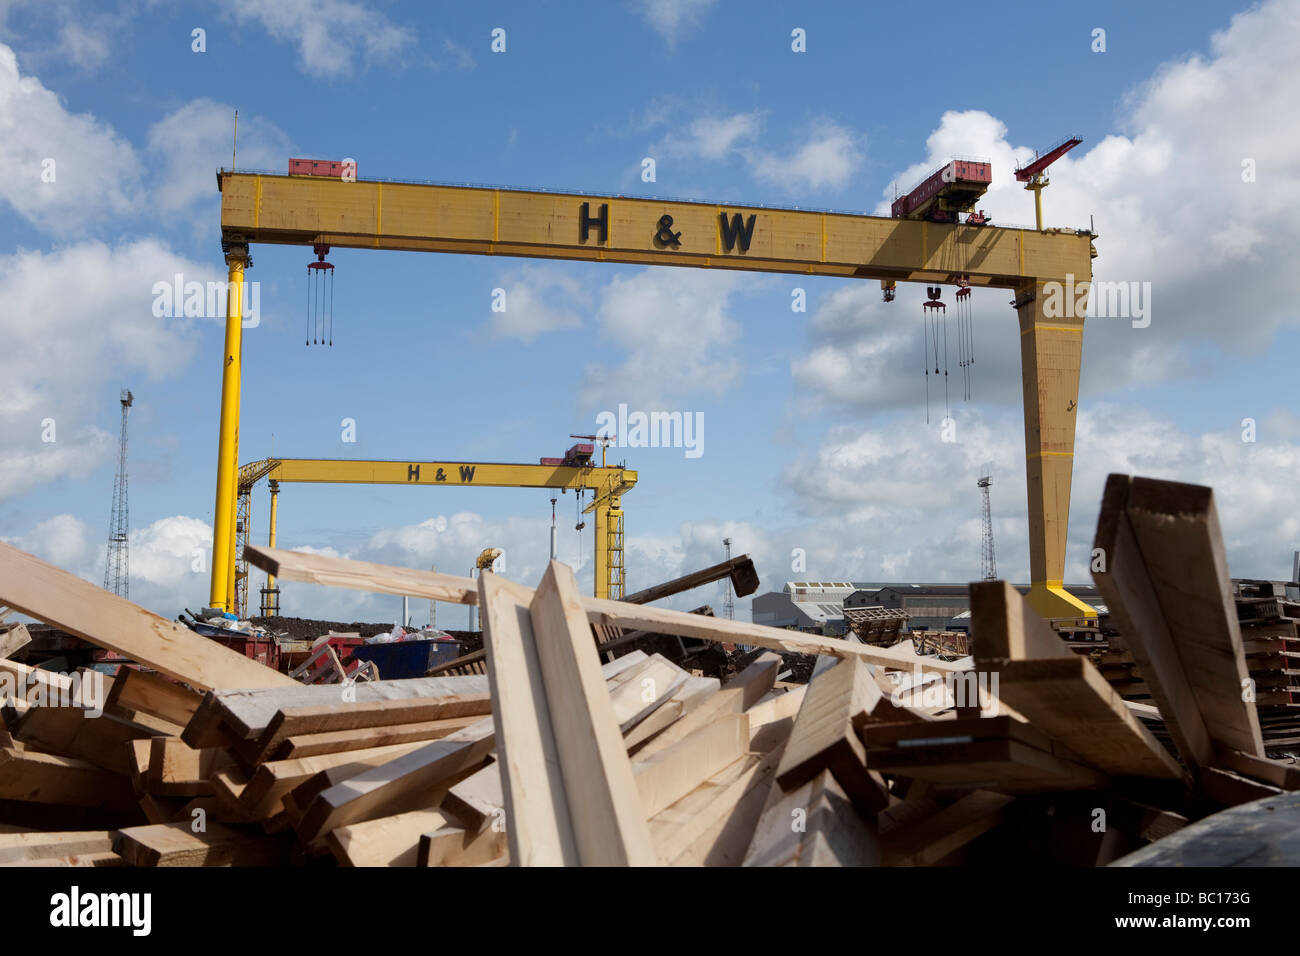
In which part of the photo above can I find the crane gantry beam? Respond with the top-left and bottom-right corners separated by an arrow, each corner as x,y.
211,170 -> 1098,620
232,457 -> 636,615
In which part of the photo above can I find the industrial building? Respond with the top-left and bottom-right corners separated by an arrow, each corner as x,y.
752,580 -> 1105,634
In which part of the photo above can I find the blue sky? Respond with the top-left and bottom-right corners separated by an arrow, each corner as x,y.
2,0 -> 1298,624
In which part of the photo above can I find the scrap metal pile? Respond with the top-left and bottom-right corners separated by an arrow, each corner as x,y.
0,473 -> 1293,866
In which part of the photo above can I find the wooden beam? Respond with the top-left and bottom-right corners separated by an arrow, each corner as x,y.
115,822 -> 291,866
273,715 -> 482,760
0,623 -> 31,660
972,580 -> 1186,780
775,659 -> 888,816
0,830 -> 115,863
0,541 -> 295,690
105,668 -> 203,729
742,769 -> 880,867
1093,475 -> 1263,763
881,791 -> 1014,866
0,748 -> 136,811
327,808 -> 451,866
991,658 -> 1187,780
235,741 -> 430,820
528,560 -> 656,865
418,825 -> 508,867
244,546 -> 970,678
479,570 -> 578,866
632,712 -> 750,818
244,544 -> 477,605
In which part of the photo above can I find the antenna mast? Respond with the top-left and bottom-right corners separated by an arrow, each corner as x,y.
104,388 -> 134,597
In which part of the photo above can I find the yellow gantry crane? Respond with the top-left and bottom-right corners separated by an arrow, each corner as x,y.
231,455 -> 636,616
210,167 -> 1098,620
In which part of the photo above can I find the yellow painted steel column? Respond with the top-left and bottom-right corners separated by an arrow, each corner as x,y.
1015,279 -> 1095,619
261,479 -> 279,615
593,503 -> 609,599
208,247 -> 249,611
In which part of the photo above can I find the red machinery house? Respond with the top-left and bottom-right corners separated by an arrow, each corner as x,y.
891,160 -> 992,222
288,158 -> 356,178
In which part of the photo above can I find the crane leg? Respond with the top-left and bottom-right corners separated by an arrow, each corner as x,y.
208,247 -> 249,611
1015,279 -> 1096,619
594,504 -> 609,599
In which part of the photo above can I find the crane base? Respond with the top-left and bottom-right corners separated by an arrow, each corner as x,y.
1025,582 -> 1098,620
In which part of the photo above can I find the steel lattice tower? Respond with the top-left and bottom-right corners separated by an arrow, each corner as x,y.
977,474 -> 996,581
104,389 -> 133,597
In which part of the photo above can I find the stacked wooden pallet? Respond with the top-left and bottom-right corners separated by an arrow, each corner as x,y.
0,472 -> 1298,866
842,606 -> 909,645
1233,581 -> 1300,751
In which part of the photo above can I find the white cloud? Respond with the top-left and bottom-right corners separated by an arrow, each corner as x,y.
224,0 -> 415,79
488,267 -> 583,342
0,42 -> 140,233
775,401 -> 1300,590
654,110 -> 764,162
795,0 -> 1300,417
146,99 -> 291,215
636,0 -> 716,46
5,513 -> 93,569
0,239 -> 215,500
0,0 -> 135,73
580,268 -> 748,410
749,120 -> 863,192
646,107 -> 862,193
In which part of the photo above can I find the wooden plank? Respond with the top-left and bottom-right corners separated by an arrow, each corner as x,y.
327,808 -> 451,866
273,714 -> 482,759
604,655 -> 689,732
293,718 -> 496,850
188,675 -> 491,744
868,737 -> 1109,793
105,668 -> 203,728
623,676 -> 720,752
1094,474 -> 1264,765
479,570 -> 577,866
742,768 -> 880,867
12,851 -> 125,867
237,740 -> 433,820
245,544 -> 478,604
15,707 -> 160,775
0,830 -> 115,863
418,825 -> 508,867
0,748 -> 136,810
632,712 -> 750,818
147,738 -> 236,797
972,580 -> 1186,780
528,560 -> 657,865
649,752 -> 771,866
0,541 -> 295,691
991,658 -> 1185,780
0,623 -> 31,660
1200,767 -> 1284,807
775,658 -> 888,815
251,693 -> 491,762
881,791 -> 1014,866
441,761 -> 504,833
1214,748 -> 1300,790
245,545 -> 970,678
115,822 -> 291,866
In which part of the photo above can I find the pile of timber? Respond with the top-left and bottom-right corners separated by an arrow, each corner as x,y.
842,606 -> 909,645
0,471 -> 1298,867
1233,580 -> 1300,752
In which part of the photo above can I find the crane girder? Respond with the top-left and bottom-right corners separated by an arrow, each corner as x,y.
209,170 -> 1099,621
